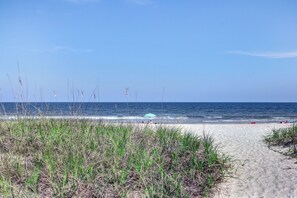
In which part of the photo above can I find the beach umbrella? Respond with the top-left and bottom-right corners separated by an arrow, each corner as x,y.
144,113 -> 156,118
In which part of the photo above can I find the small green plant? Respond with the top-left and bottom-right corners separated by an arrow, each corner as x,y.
264,124 -> 297,157
0,119 -> 229,197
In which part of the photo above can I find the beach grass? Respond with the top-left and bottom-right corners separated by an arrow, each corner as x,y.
0,119 -> 229,197
264,125 -> 297,157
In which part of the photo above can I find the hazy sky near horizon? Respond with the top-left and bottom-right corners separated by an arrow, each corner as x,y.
1,0 -> 297,102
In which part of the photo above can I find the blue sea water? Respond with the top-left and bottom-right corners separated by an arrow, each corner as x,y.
0,102 -> 297,124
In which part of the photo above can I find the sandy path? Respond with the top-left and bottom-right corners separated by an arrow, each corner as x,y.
179,124 -> 297,198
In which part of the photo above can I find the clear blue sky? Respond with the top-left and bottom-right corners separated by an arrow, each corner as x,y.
1,0 -> 297,102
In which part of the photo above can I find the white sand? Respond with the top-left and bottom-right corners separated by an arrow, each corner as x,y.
177,123 -> 297,198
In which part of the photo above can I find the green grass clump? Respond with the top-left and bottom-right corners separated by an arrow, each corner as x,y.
0,119 -> 229,197
264,125 -> 297,157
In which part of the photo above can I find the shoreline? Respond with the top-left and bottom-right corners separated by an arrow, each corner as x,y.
0,115 -> 295,125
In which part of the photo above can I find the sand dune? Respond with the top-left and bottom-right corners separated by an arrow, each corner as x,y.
180,124 -> 297,198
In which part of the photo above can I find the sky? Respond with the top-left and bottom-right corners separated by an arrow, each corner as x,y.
0,0 -> 297,102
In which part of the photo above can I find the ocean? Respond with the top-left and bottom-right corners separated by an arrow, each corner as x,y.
0,102 -> 297,124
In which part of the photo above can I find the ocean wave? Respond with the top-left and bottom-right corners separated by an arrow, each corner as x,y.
204,116 -> 223,119
0,115 -> 296,124
0,115 -> 189,121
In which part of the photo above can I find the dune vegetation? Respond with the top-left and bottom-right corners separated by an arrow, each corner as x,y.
0,119 -> 229,197
264,125 -> 297,157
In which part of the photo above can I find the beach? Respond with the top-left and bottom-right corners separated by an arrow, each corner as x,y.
1,118 -> 297,197
176,123 -> 297,197
1,0 -> 296,196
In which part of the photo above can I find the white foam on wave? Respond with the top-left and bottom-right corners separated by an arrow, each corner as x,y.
1,115 -> 294,124
205,116 -> 223,119
0,115 -> 189,121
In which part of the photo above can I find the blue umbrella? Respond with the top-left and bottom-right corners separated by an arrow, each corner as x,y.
144,113 -> 156,118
